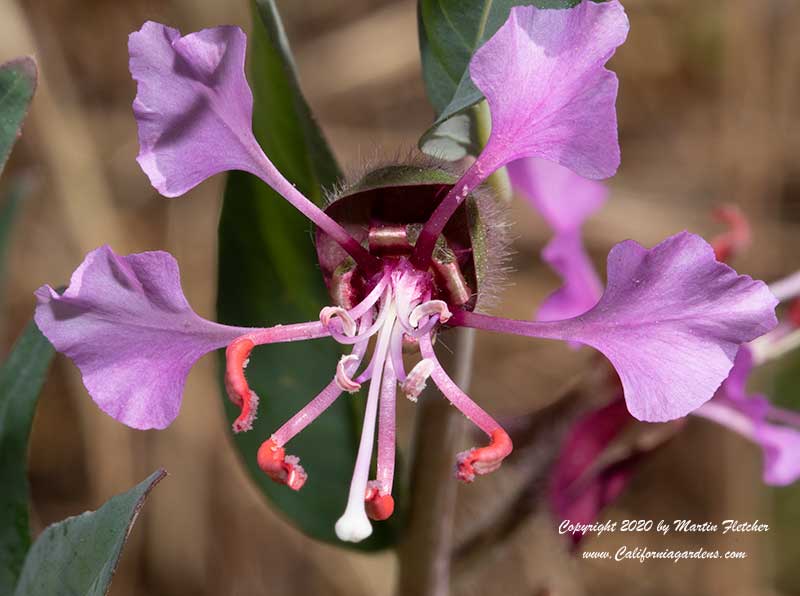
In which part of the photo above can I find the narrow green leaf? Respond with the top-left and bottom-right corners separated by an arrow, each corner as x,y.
13,469 -> 165,596
217,0 -> 396,549
0,322 -> 54,593
0,58 -> 37,177
0,178 -> 31,290
417,0 -> 593,158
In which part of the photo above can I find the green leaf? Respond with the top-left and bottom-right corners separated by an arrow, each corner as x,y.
0,322 -> 54,593
0,178 -> 31,291
13,469 -> 165,596
0,57 -> 37,177
417,0 -> 592,158
216,0 -> 396,549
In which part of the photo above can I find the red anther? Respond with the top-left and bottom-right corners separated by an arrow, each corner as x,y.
225,337 -> 259,433
710,205 -> 751,263
790,298 -> 800,328
257,439 -> 307,491
455,428 -> 513,483
365,486 -> 395,521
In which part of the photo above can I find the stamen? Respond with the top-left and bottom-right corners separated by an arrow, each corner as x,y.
336,355 -> 362,393
419,333 -> 513,483
401,358 -> 435,402
409,300 -> 452,328
320,306 -> 357,336
365,482 -> 394,521
257,439 -> 307,490
455,428 -> 513,483
336,305 -> 396,542
329,288 -> 392,345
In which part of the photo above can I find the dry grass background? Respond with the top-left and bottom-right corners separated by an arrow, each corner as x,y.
0,0 -> 798,594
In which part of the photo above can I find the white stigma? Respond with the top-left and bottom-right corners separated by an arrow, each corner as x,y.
335,508 -> 373,542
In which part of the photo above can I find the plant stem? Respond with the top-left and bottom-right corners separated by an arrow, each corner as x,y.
395,327 -> 475,596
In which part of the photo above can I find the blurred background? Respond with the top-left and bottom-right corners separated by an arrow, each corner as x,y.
1,0 -> 799,594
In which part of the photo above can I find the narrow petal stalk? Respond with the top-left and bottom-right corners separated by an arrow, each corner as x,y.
129,21 -> 378,273
450,233 -> 778,421
413,1 -> 628,266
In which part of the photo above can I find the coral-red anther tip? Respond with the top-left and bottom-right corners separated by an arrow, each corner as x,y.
455,428 -> 513,483
226,337 -> 259,433
257,439 -> 307,491
365,487 -> 395,521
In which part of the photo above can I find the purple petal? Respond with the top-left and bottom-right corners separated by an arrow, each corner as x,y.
508,158 -> 608,232
470,2 -> 629,179
758,424 -> 800,486
570,232 -> 778,421
509,159 -> 607,321
34,246 -> 247,429
718,346 -> 754,404
130,22 -> 263,196
452,232 -> 779,422
537,230 -> 603,322
695,397 -> 800,487
695,348 -> 800,486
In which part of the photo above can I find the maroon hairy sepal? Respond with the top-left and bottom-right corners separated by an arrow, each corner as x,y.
315,164 -> 509,312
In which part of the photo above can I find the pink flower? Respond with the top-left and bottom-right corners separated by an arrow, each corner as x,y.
35,4 -> 777,542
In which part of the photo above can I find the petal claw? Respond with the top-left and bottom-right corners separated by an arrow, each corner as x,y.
365,482 -> 395,521
257,439 -> 307,491
409,300 -> 452,328
225,337 -> 260,432
320,306 -> 357,336
455,428 -> 513,483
